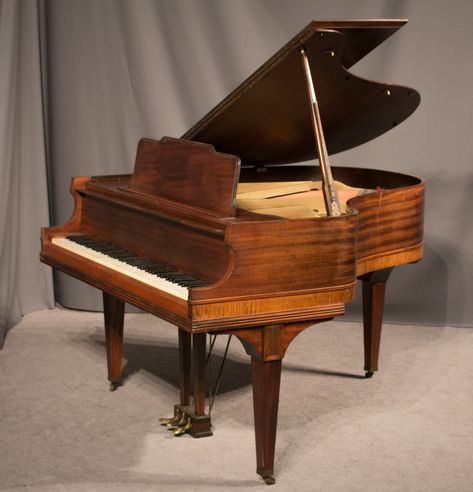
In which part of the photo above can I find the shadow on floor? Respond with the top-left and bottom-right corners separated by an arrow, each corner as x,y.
283,364 -> 366,379
89,335 -> 253,395
82,332 -> 364,396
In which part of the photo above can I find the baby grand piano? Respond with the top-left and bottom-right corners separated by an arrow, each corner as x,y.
40,20 -> 424,484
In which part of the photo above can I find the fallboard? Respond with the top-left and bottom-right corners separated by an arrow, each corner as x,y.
79,191 -> 232,284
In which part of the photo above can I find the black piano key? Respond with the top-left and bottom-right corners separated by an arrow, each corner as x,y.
127,259 -> 157,268
77,237 -> 99,245
103,250 -> 125,258
188,280 -> 207,286
146,266 -> 173,275
101,247 -> 122,254
170,274 -> 191,283
147,267 -> 193,285
113,254 -> 136,261
133,259 -> 156,268
68,236 -> 89,245
165,278 -> 186,287
122,256 -> 141,264
174,276 -> 200,285
68,236 -> 113,254
160,271 -> 180,278
142,266 -> 190,287
174,278 -> 205,288
180,280 -> 206,287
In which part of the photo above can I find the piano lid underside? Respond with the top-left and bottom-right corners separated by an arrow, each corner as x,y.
184,27 -> 420,165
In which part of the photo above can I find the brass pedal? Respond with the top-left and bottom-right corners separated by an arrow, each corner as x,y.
159,405 -> 211,438
170,411 -> 188,429
174,416 -> 193,436
159,408 -> 182,427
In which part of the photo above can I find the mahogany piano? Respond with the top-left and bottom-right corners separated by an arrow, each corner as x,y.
40,20 -> 424,484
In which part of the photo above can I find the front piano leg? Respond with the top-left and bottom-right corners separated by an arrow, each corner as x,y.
252,358 -> 281,485
231,322 -> 317,484
358,267 -> 393,378
103,292 -> 125,391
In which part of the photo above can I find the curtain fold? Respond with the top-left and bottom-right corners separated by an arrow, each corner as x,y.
0,0 -> 54,347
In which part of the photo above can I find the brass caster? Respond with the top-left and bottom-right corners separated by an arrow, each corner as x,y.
174,416 -> 192,436
109,381 -> 120,391
159,408 -> 182,427
263,475 -> 276,485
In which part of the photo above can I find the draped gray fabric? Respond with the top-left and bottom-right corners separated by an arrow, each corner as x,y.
1,0 -> 472,346
0,0 -> 54,347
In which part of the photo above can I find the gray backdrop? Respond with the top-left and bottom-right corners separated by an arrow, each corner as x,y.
1,0 -> 472,346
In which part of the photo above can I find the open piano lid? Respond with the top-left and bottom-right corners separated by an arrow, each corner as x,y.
182,20 -> 420,165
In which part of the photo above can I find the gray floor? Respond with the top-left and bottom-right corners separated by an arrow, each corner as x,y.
1,308 -> 472,491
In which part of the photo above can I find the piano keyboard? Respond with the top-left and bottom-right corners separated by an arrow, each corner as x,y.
51,236 -> 207,300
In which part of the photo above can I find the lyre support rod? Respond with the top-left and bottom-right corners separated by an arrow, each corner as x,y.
299,47 -> 341,217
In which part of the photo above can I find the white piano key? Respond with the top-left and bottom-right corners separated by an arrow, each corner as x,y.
52,237 -> 188,300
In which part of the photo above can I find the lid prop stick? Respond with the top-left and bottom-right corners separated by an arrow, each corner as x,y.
300,46 -> 341,216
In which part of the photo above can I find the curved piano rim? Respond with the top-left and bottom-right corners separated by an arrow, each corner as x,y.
238,164 -> 425,278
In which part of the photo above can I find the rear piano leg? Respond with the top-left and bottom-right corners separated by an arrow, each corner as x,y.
358,267 -> 393,378
103,292 -> 125,391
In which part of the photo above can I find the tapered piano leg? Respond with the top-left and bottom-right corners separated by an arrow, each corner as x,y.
230,322 -> 316,484
359,267 -> 393,378
252,358 -> 282,485
103,292 -> 125,391
179,328 -> 191,407
182,332 -> 211,437
192,333 -> 207,416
